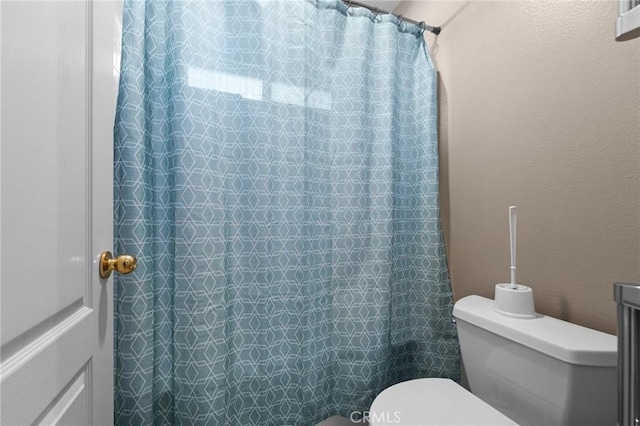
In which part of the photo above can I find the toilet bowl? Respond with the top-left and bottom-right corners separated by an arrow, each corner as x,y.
369,378 -> 517,426
369,295 -> 617,426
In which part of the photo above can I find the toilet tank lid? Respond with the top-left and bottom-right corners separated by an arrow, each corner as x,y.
453,295 -> 616,367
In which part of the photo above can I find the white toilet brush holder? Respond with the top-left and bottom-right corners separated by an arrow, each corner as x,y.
493,206 -> 536,319
494,283 -> 536,318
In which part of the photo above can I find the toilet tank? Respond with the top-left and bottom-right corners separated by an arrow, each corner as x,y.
453,296 -> 617,426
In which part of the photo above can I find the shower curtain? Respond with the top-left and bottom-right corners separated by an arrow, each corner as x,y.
114,0 -> 458,424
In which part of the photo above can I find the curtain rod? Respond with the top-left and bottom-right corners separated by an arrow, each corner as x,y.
342,0 -> 441,35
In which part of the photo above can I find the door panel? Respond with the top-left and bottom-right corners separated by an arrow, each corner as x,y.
1,0 -> 89,348
2,310 -> 94,424
1,1 -> 122,424
37,370 -> 90,426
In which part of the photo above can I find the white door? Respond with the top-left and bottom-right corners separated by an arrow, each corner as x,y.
1,1 -> 122,424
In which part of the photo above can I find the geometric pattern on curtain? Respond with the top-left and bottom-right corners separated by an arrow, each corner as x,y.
114,1 -> 459,424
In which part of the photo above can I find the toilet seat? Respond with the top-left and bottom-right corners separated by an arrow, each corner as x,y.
369,378 -> 518,426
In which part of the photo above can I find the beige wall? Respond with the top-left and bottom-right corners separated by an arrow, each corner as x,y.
395,0 -> 640,333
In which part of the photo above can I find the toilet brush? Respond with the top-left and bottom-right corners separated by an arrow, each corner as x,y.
494,206 -> 536,318
509,206 -> 517,289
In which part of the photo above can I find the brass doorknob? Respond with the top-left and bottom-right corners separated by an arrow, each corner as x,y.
99,251 -> 137,279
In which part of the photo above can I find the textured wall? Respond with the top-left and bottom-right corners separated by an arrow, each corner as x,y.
395,0 -> 640,334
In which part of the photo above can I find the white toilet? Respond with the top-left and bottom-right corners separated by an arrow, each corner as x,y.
369,295 -> 617,426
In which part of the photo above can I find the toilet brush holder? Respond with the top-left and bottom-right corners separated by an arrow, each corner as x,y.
494,284 -> 536,319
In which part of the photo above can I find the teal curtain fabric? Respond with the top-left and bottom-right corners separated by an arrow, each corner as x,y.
114,0 -> 458,424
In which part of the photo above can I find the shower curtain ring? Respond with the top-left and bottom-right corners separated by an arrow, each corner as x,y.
397,14 -> 403,22
374,6 -> 379,18
346,0 -> 352,10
